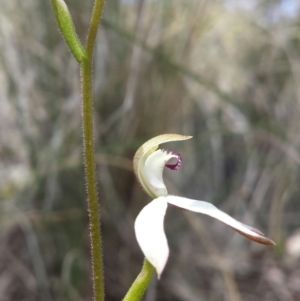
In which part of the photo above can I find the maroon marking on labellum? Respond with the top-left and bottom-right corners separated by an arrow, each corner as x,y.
163,149 -> 182,170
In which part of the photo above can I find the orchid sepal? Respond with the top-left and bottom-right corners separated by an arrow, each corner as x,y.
134,198 -> 169,278
165,195 -> 275,246
134,195 -> 275,277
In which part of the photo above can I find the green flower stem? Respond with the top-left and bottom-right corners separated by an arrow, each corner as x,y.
81,60 -> 104,301
123,259 -> 155,301
86,0 -> 106,57
52,0 -> 156,299
80,0 -> 106,301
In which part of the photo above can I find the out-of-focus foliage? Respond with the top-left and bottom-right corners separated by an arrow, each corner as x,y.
1,0 -> 300,300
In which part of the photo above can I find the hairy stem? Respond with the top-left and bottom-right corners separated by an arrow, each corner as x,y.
123,259 -> 155,301
80,0 -> 106,300
86,0 -> 106,57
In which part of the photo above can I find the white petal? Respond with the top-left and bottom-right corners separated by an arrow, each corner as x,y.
142,149 -> 180,197
164,195 -> 275,245
134,198 -> 169,278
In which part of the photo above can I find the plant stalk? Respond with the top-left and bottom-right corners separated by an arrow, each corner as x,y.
80,0 -> 106,301
123,259 -> 155,301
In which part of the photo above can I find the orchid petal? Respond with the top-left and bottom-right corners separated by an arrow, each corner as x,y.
133,134 -> 192,198
142,149 -> 181,197
134,198 -> 169,278
164,195 -> 275,245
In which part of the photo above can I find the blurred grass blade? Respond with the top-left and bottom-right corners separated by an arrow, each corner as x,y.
51,0 -> 86,63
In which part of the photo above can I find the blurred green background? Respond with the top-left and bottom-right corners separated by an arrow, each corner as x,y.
1,0 -> 300,300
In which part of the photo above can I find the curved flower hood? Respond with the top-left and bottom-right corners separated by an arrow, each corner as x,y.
133,134 -> 192,198
133,134 -> 275,278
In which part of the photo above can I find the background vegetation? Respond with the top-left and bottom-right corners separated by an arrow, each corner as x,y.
1,0 -> 300,300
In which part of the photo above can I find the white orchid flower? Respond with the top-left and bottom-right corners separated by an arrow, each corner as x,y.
133,134 -> 275,278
